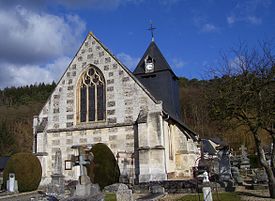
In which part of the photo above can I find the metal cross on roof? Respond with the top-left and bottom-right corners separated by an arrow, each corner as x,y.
147,22 -> 156,42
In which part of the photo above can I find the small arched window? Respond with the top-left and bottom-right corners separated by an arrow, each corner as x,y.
78,65 -> 106,122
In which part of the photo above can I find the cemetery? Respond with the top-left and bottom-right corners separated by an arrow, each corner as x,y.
0,2 -> 273,200
0,142 -> 272,201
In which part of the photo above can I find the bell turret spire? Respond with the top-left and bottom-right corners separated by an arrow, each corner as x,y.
147,21 -> 156,42
133,38 -> 181,120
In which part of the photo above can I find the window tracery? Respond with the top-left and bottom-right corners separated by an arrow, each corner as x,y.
78,65 -> 106,122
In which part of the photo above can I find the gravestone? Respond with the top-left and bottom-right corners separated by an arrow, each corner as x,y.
103,183 -> 133,201
239,145 -> 250,169
231,166 -> 243,184
6,173 -> 18,193
217,146 -> 235,191
103,183 -> 128,193
120,158 -> 129,183
116,184 -> 133,201
50,148 -> 65,196
252,169 -> 268,184
218,147 -> 232,182
150,185 -> 165,194
199,171 -> 213,201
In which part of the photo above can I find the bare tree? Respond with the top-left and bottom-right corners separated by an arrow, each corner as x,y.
208,42 -> 275,198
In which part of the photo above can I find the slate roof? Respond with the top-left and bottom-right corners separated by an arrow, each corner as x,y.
201,139 -> 218,155
133,41 -> 177,77
132,41 -> 198,139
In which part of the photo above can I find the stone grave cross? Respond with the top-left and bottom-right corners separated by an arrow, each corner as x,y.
71,145 -> 94,185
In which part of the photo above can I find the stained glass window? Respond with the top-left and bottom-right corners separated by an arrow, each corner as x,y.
80,86 -> 87,122
97,84 -> 105,120
79,65 -> 106,122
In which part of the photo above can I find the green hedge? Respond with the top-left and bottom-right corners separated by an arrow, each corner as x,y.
3,152 -> 42,192
86,143 -> 120,189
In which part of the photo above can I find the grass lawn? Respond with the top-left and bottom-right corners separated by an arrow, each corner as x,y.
177,192 -> 241,201
104,193 -> 116,201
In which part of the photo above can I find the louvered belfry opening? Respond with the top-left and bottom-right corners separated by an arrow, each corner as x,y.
79,65 -> 106,123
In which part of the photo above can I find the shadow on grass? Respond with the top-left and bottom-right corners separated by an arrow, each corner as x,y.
236,191 -> 270,199
177,192 -> 241,201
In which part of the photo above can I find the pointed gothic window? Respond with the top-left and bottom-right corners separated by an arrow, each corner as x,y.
78,65 -> 106,123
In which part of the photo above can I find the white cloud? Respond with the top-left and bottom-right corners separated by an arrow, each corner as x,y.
227,16 -> 235,25
116,52 -> 140,71
193,16 -> 219,33
201,23 -> 218,33
246,16 -> 262,25
0,5 -> 86,64
0,57 -> 71,89
172,58 -> 186,68
227,14 -> 262,25
55,0 -> 121,10
227,0 -> 270,25
50,0 -> 145,10
0,4 -> 86,88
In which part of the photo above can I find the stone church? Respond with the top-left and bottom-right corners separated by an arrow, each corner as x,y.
33,32 -> 200,186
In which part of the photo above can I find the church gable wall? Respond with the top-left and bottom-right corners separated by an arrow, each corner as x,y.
36,33 -> 162,131
34,32 -> 200,184
34,33 -> 164,181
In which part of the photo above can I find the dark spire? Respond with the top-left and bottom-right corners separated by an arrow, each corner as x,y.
133,41 -> 176,77
133,41 -> 181,120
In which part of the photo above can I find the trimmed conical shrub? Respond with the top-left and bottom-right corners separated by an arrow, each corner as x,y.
3,152 -> 42,192
86,143 -> 120,189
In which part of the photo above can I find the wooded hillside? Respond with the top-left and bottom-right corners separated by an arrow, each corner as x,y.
0,79 -> 270,156
0,83 -> 56,155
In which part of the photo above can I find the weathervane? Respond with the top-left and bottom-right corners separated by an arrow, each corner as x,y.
147,21 -> 156,42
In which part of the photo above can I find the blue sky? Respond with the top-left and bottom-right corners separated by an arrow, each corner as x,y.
0,0 -> 274,88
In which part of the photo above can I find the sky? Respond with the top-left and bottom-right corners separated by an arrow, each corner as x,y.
0,0 -> 274,88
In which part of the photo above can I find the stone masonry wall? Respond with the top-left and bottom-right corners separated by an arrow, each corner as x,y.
163,121 -> 200,179
37,32 -> 161,130
35,32 -> 163,183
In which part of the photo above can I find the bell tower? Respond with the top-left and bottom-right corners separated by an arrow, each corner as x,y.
133,41 -> 181,120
